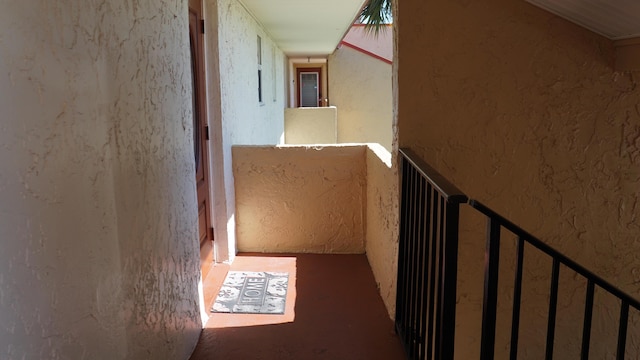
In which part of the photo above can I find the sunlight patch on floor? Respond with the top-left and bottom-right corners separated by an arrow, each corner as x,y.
202,255 -> 297,328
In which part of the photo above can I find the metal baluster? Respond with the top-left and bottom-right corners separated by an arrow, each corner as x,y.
480,217 -> 501,360
581,280 -> 595,360
417,183 -> 433,359
426,190 -> 440,360
407,166 -> 419,357
545,259 -> 560,360
617,301 -> 629,360
439,200 -> 461,360
409,174 -> 426,357
434,197 -> 445,360
510,237 -> 525,360
396,158 -> 411,344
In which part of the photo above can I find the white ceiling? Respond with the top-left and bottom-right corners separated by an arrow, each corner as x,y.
238,0 -> 366,57
526,0 -> 640,40
239,0 -> 639,56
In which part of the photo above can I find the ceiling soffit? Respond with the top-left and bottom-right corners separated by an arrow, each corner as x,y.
526,0 -> 640,40
239,0 -> 366,57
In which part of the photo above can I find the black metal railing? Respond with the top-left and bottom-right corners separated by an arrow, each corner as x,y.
471,200 -> 640,360
396,148 -> 640,359
395,148 -> 467,360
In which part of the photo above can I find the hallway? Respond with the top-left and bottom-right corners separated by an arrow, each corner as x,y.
190,254 -> 405,359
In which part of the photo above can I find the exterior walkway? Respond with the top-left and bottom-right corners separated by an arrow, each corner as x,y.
190,253 -> 405,360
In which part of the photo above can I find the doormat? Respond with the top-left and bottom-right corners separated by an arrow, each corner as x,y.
212,271 -> 289,314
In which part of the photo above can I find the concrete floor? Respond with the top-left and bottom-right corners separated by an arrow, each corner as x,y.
189,253 -> 405,360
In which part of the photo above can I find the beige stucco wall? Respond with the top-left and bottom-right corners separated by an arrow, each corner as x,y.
365,144 -> 400,318
329,45 -> 393,151
233,144 -> 400,318
0,1 -> 202,358
204,0 -> 287,262
284,107 -> 337,144
233,145 -> 367,253
398,0 -> 640,358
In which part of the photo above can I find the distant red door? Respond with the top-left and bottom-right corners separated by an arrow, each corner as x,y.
189,0 -> 214,278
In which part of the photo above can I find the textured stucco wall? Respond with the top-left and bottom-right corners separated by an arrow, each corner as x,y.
204,0 -> 286,262
398,0 -> 640,358
329,45 -> 393,151
284,107 -> 337,144
615,39 -> 640,71
233,146 -> 366,254
0,1 -> 202,359
365,144 -> 399,318
233,144 -> 400,318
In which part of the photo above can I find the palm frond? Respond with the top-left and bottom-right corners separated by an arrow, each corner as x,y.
358,0 -> 392,35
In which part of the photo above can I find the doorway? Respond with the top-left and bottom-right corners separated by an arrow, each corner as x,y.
297,67 -> 322,107
189,0 -> 214,279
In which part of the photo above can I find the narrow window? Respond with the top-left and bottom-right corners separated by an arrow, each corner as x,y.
272,45 -> 277,102
257,35 -> 263,103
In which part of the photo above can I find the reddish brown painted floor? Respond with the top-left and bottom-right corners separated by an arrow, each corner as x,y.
190,253 -> 405,360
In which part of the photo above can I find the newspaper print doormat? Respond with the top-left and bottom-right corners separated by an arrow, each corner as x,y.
212,271 -> 289,314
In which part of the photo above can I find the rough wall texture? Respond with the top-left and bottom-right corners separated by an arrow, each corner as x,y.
0,1 -> 202,358
365,145 -> 399,318
329,45 -> 393,151
615,39 -> 640,71
398,0 -> 640,358
233,144 -> 400,319
233,146 -> 366,254
284,107 -> 338,144
204,0 -> 286,262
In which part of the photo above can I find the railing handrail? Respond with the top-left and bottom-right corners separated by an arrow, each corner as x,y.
397,149 -> 640,359
470,199 -> 640,311
399,148 -> 640,311
399,148 -> 468,203
396,148 -> 466,359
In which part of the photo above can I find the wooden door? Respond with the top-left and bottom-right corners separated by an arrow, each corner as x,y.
189,0 -> 214,278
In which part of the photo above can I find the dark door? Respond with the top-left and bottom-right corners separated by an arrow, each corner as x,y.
189,0 -> 214,278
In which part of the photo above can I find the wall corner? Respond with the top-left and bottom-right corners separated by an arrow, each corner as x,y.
614,37 -> 640,72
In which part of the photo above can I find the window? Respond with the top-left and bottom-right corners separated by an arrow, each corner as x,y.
257,35 -> 262,103
272,45 -> 277,102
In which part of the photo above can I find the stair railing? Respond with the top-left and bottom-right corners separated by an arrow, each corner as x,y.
396,148 -> 467,360
397,148 -> 640,360
471,200 -> 640,360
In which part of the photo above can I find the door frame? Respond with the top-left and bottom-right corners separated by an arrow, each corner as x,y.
296,67 -> 322,107
189,0 -> 214,278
